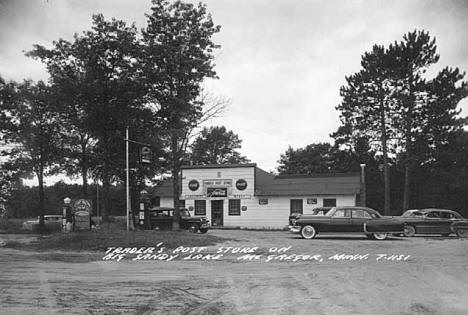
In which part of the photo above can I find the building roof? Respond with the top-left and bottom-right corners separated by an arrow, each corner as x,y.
150,165 -> 360,198
181,163 -> 257,169
255,168 -> 360,196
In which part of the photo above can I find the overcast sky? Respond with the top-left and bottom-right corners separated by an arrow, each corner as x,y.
1,0 -> 468,177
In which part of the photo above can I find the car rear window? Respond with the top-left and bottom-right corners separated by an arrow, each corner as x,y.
333,209 -> 351,218
352,210 -> 372,218
426,212 -> 440,218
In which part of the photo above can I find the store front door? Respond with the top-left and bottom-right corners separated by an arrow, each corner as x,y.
211,200 -> 224,226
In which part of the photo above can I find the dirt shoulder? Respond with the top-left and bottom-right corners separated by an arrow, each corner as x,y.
1,230 -> 467,315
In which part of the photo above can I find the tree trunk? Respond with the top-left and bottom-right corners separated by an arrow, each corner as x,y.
403,104 -> 413,211
80,135 -> 88,199
403,163 -> 411,210
402,80 -> 415,211
81,142 -> 88,198
81,164 -> 88,198
382,153 -> 391,216
101,159 -> 110,223
379,97 -> 391,216
37,166 -> 45,228
172,132 -> 181,230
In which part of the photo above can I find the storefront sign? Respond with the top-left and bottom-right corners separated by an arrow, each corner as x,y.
72,199 -> 92,214
307,198 -> 318,205
181,194 -> 206,200
232,194 -> 252,199
236,179 -> 248,191
203,179 -> 232,187
259,198 -> 268,205
188,180 -> 199,191
207,188 -> 228,197
73,199 -> 92,231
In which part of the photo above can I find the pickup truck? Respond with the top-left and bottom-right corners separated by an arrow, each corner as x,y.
148,207 -> 210,233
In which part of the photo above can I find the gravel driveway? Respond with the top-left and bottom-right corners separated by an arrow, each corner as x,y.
1,230 -> 467,314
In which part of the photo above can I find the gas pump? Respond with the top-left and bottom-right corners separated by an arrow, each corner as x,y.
62,197 -> 73,232
139,189 -> 151,230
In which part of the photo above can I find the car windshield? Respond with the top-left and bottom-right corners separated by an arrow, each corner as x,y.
402,210 -> 423,217
312,208 -> 330,216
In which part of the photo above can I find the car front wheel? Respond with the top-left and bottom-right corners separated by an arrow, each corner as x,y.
372,233 -> 388,240
403,225 -> 416,237
199,228 -> 208,234
188,224 -> 199,233
455,229 -> 468,238
300,225 -> 317,239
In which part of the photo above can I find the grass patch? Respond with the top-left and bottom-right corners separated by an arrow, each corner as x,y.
0,218 -> 31,234
4,225 -> 234,252
0,218 -> 62,234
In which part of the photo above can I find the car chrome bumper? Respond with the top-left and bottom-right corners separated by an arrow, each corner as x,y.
289,225 -> 301,233
200,223 -> 210,229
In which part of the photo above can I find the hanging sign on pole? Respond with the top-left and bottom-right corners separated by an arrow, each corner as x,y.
140,146 -> 152,164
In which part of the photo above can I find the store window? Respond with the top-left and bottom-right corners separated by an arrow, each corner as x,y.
323,198 -> 336,207
229,199 -> 241,216
290,199 -> 303,215
194,200 -> 206,216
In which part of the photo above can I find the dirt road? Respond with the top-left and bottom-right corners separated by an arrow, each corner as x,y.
1,230 -> 468,315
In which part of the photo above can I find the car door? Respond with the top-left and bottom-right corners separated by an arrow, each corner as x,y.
438,211 -> 455,234
419,211 -> 442,234
329,209 -> 352,232
151,210 -> 173,230
350,209 -> 372,232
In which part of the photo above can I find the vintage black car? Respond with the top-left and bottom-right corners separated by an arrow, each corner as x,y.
22,215 -> 63,231
149,207 -> 210,233
290,206 -> 405,240
288,207 -> 332,226
396,208 -> 468,237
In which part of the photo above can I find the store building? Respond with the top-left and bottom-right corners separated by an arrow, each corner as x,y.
150,163 -> 361,229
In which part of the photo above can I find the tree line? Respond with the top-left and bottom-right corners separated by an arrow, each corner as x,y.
1,8 -> 467,222
278,30 -> 468,216
0,0 -> 229,227
1,124 -> 249,219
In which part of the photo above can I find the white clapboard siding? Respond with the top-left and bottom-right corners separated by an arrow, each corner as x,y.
154,165 -> 359,229
183,195 -> 357,229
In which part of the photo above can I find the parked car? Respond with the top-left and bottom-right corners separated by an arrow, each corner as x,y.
22,215 -> 63,231
395,208 -> 468,237
289,206 -> 405,240
288,207 -> 332,226
148,207 -> 210,233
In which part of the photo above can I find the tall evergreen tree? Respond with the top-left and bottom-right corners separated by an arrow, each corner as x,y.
333,44 -> 397,215
389,30 -> 440,210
